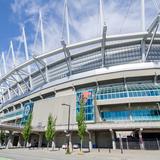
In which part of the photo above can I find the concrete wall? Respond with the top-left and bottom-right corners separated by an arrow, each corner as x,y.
31,88 -> 76,128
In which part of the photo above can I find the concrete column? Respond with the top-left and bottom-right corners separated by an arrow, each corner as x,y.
6,131 -> 13,149
139,128 -> 144,150
110,129 -> 116,150
17,134 -> 23,147
38,133 -> 43,148
88,131 -> 92,151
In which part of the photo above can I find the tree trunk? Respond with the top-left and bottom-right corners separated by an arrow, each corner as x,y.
52,140 -> 55,150
80,139 -> 83,152
47,142 -> 49,150
24,141 -> 27,148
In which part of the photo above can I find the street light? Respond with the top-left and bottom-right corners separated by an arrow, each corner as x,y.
62,103 -> 71,154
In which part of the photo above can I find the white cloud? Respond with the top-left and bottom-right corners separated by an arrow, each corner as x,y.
0,0 -> 158,77
9,0 -> 159,61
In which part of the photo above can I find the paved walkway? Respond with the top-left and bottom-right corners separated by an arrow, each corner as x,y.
0,148 -> 160,160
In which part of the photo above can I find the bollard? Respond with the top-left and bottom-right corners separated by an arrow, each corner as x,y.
109,148 -> 111,153
98,148 -> 100,152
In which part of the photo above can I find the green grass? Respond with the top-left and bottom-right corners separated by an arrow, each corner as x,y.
0,158 -> 13,160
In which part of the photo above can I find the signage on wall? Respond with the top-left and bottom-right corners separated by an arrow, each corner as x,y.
79,91 -> 92,104
23,102 -> 34,117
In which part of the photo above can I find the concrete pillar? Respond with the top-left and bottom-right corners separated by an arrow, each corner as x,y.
139,128 -> 144,150
87,131 -> 92,151
110,129 -> 116,150
38,133 -> 43,148
6,131 -> 13,149
17,134 -> 23,147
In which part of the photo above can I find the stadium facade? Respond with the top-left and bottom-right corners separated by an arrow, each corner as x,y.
1,0 -> 160,150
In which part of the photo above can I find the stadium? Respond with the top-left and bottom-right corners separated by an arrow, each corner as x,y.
0,0 -> 160,150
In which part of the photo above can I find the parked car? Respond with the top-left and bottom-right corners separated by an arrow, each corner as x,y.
0,144 -> 5,149
62,143 -> 67,149
73,144 -> 80,149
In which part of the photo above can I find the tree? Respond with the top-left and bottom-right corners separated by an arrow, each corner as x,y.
22,113 -> 32,147
45,114 -> 56,149
77,99 -> 87,152
0,130 -> 5,146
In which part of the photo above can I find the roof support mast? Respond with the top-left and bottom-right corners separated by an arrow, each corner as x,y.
100,0 -> 105,34
10,41 -> 16,66
22,26 -> 32,89
141,0 -> 146,62
40,11 -> 45,53
100,0 -> 107,67
2,52 -> 7,75
141,0 -> 145,32
2,52 -> 11,100
61,0 -> 72,76
65,0 -> 70,44
39,11 -> 48,82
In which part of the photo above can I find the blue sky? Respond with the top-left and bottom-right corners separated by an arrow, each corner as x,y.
0,0 -> 159,71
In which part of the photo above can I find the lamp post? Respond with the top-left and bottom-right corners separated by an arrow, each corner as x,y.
62,103 -> 71,154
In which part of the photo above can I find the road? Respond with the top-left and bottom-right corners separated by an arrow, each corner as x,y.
0,148 -> 160,160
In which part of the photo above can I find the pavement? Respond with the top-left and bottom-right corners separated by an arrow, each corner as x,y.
0,148 -> 160,160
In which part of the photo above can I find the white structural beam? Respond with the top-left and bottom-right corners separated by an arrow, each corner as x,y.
10,75 -> 24,94
22,26 -> 33,89
141,39 -> 146,62
10,41 -> 16,66
39,11 -> 49,82
101,25 -> 107,67
0,86 -> 8,90
34,61 -> 47,83
61,40 -> 72,76
16,70 -> 31,91
39,11 -> 45,53
147,14 -> 160,34
22,26 -> 29,62
2,52 -> 7,74
4,80 -> 18,96
33,56 -> 48,83
145,23 -> 159,60
18,69 -> 29,76
33,55 -> 46,67
65,0 -> 70,44
145,13 -> 160,60
100,0 -> 105,34
141,0 -> 145,32
0,32 -> 158,86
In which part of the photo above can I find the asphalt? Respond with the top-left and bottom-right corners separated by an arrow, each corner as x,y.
0,148 -> 160,160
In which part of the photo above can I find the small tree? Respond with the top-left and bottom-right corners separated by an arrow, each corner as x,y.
77,99 -> 87,152
45,114 -> 56,149
22,113 -> 32,147
0,130 -> 5,146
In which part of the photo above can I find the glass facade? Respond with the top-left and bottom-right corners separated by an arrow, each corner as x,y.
77,82 -> 160,122
76,89 -> 95,121
0,109 -> 23,120
101,109 -> 160,122
96,83 -> 160,101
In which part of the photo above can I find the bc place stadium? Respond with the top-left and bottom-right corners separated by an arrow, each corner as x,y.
1,0 -> 160,151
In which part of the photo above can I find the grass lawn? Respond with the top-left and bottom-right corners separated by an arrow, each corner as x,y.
0,158 -> 13,160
